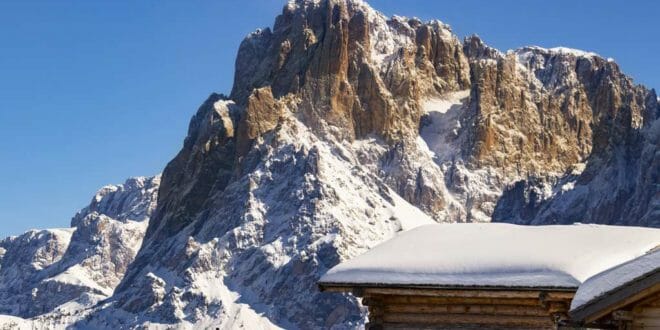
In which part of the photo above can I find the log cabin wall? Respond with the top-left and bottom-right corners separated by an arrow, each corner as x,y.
353,287 -> 575,330
577,280 -> 660,329
631,293 -> 660,329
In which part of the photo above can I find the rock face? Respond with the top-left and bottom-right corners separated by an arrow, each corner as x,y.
2,0 -> 658,328
81,0 -> 657,328
231,0 -> 470,143
0,176 -> 159,319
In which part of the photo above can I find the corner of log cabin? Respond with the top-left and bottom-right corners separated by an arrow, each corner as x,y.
320,284 -> 576,329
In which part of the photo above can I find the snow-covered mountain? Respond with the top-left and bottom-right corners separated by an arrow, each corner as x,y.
1,0 -> 658,328
0,176 -> 159,326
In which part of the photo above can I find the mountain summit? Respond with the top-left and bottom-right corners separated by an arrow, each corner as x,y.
1,0 -> 658,328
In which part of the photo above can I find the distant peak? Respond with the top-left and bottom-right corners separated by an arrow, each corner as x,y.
514,45 -> 600,59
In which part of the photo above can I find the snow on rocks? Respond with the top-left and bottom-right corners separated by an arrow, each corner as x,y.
2,0 -> 658,328
515,45 -> 599,59
420,90 -> 470,162
0,176 -> 160,320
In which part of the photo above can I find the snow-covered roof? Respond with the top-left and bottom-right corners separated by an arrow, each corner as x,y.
570,248 -> 660,312
319,223 -> 660,289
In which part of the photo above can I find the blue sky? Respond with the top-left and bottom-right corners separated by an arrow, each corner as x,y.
1,0 -> 658,237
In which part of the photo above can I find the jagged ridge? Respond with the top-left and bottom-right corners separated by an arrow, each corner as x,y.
1,0 -> 658,328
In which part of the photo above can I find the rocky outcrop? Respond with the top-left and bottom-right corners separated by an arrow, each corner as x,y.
0,176 -> 159,318
471,45 -> 659,225
463,44 -> 656,175
0,229 -> 74,309
231,0 -> 470,142
2,0 -> 658,328
91,0 -> 657,328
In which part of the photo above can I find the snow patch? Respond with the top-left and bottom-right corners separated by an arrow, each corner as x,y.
420,90 -> 470,163
548,47 -> 599,58
44,264 -> 114,297
515,46 -> 599,58
387,190 -> 435,231
0,315 -> 35,330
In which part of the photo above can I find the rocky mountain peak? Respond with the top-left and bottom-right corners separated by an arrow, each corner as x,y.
231,0 -> 470,143
72,175 -> 160,227
88,1 -> 657,328
0,176 -> 160,319
1,1 -> 658,328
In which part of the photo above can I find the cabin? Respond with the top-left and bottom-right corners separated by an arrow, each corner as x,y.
570,249 -> 660,329
318,223 -> 660,329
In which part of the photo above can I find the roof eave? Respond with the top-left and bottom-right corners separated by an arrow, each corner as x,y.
570,270 -> 660,324
318,281 -> 577,294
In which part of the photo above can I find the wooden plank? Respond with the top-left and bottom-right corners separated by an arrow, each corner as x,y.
379,322 -> 555,329
319,286 -> 354,293
544,291 -> 575,301
382,303 -> 550,316
381,312 -> 554,328
634,292 -> 660,308
362,297 -> 383,307
363,287 -> 552,299
545,301 -> 569,314
633,307 -> 660,318
633,318 -> 660,327
612,310 -> 634,321
368,306 -> 383,317
368,295 -> 544,307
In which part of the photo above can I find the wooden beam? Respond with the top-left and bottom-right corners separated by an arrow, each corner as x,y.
611,310 -> 633,321
382,303 -> 550,316
381,312 -> 554,328
318,286 -> 354,293
543,291 -> 575,301
633,318 -> 660,327
363,287 -> 567,299
545,301 -> 569,314
363,295 -> 545,307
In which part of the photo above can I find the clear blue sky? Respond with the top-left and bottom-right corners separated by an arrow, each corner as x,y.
1,0 -> 658,237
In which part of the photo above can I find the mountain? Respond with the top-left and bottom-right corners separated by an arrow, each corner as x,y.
0,176 -> 159,325
1,0 -> 658,328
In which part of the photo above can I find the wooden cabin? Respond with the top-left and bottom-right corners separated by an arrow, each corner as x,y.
318,223 -> 660,329
321,284 -> 575,329
570,249 -> 660,329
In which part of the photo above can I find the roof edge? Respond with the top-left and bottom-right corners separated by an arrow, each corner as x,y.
570,270 -> 660,323
318,281 -> 578,293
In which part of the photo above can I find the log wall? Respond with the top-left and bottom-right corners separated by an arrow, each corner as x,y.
354,288 -> 575,330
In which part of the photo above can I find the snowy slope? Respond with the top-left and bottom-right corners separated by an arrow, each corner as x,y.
76,112 -> 435,329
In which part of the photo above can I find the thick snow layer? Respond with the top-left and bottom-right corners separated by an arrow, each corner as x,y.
45,264 -> 114,296
388,191 -> 436,231
320,223 -> 660,288
571,249 -> 660,311
515,46 -> 599,58
548,47 -> 599,58
420,90 -> 470,163
0,315 -> 34,330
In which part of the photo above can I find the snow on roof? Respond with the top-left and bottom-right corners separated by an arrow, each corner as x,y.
570,248 -> 660,311
320,223 -> 660,289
